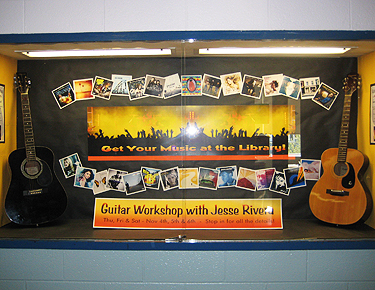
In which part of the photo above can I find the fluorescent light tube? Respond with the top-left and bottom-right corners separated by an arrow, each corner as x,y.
19,48 -> 172,58
199,47 -> 351,55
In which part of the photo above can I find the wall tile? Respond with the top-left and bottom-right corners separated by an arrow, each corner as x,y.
27,281 -> 105,290
185,0 -> 268,31
0,249 -> 64,280
105,0 -> 186,32
0,0 -> 24,33
0,280 -> 26,290
351,0 -> 375,30
24,0 -> 105,33
225,250 -> 307,282
144,251 -> 225,283
307,250 -> 375,282
266,281 -> 347,290
268,0 -> 351,30
63,250 -> 143,282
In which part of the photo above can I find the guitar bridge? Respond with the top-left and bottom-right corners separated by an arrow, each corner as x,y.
23,188 -> 46,196
326,189 -> 349,196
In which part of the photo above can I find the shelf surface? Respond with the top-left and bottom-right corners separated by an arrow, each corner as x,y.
0,219 -> 374,251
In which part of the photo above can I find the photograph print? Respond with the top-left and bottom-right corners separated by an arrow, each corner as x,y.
236,167 -> 256,191
74,166 -> 96,190
198,167 -> 219,190
92,76 -> 114,100
52,82 -> 76,109
93,170 -> 109,195
144,75 -> 165,98
163,73 -> 181,99
106,169 -> 128,192
241,75 -> 263,99
312,83 -> 339,110
269,171 -> 290,196
279,75 -> 301,100
181,75 -> 202,96
263,74 -> 283,97
111,74 -> 132,96
123,171 -> 146,195
160,167 -> 179,191
179,168 -> 199,189
202,74 -> 222,99
127,77 -> 147,101
73,78 -> 94,100
220,72 -> 242,96
300,77 -> 320,99
59,153 -> 82,178
141,166 -> 161,190
217,166 -> 237,188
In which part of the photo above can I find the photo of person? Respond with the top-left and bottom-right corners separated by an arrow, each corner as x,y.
263,74 -> 283,97
160,167 -> 179,191
279,76 -> 301,100
106,169 -> 128,192
241,75 -> 263,99
217,166 -> 237,188
269,171 -> 290,196
111,74 -> 132,96
220,72 -> 242,96
301,159 -> 321,180
52,82 -> 76,109
256,168 -> 276,190
92,76 -> 113,100
59,153 -> 82,178
74,166 -> 96,189
73,78 -> 94,100
123,171 -> 146,195
179,168 -> 199,189
198,167 -> 219,190
93,170 -> 109,195
127,77 -> 146,101
144,75 -> 165,98
312,83 -> 339,110
300,77 -> 320,99
236,167 -> 256,191
163,73 -> 182,99
202,74 -> 222,99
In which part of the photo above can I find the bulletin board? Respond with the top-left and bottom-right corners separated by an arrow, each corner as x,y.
16,56 -> 358,222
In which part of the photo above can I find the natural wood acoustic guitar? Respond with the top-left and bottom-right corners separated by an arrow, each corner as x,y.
309,74 -> 372,225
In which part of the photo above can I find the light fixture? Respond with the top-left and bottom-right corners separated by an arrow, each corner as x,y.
199,47 -> 352,55
18,48 -> 172,58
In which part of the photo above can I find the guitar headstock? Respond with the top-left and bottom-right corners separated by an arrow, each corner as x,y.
15,72 -> 31,94
342,73 -> 360,96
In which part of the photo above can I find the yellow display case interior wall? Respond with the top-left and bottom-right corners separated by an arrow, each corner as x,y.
0,54 -> 17,226
358,51 -> 375,229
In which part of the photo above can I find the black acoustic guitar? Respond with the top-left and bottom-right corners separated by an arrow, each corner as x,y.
5,73 -> 67,225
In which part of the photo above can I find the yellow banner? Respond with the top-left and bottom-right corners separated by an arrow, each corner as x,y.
93,198 -> 283,229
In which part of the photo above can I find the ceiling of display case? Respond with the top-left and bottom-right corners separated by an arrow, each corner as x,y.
1,39 -> 375,59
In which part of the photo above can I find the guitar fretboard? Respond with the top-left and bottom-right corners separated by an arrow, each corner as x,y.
21,92 -> 36,161
337,89 -> 354,163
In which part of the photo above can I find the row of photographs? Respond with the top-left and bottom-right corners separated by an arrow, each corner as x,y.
52,73 -> 338,111
59,153 -> 321,196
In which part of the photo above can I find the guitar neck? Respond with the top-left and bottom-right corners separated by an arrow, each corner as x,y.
20,92 -> 36,161
337,91 -> 353,163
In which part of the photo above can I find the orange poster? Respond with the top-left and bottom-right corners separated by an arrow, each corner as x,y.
93,198 -> 283,229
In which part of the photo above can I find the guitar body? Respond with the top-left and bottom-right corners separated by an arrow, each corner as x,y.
5,146 -> 67,226
309,148 -> 372,225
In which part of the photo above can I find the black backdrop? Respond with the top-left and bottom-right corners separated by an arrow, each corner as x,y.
17,56 -> 358,220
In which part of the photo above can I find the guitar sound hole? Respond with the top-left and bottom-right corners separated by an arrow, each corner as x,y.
21,159 -> 42,179
334,162 -> 348,177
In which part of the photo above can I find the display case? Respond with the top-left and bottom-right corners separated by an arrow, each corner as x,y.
1,31 -> 375,249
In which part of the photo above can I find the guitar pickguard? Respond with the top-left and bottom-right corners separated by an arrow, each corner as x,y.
341,162 -> 355,189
